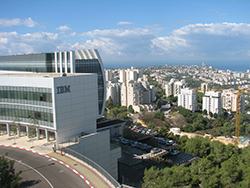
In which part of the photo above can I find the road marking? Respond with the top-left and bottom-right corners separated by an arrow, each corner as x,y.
6,156 -> 54,188
0,144 -> 95,188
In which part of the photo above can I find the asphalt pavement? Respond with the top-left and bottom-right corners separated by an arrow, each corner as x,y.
1,146 -> 88,188
0,134 -> 114,188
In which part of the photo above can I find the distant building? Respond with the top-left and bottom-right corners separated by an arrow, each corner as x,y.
165,79 -> 187,96
106,79 -> 121,105
178,88 -> 197,112
203,91 -> 222,116
150,85 -> 155,102
222,89 -> 245,112
118,67 -> 155,112
105,69 -> 113,82
201,83 -> 209,93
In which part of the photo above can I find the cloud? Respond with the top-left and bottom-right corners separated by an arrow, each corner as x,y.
73,23 -> 250,60
1,22 -> 250,63
168,22 -> 250,58
117,21 -> 135,25
75,28 -> 156,58
56,25 -> 72,34
0,18 -> 39,27
0,31 -> 61,55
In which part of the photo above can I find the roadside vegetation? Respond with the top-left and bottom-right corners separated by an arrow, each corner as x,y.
0,153 -> 22,188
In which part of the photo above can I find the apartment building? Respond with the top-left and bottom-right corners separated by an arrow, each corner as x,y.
203,91 -> 222,116
165,79 -> 187,96
222,89 -> 245,112
178,88 -> 197,112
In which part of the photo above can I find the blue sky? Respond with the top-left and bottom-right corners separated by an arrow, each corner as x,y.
0,0 -> 250,69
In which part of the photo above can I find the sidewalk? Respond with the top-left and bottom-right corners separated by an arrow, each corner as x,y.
0,134 -> 114,188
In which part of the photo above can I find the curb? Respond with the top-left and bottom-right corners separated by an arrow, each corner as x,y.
0,144 -> 94,188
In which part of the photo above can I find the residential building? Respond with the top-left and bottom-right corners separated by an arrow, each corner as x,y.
203,91 -> 222,116
201,83 -> 209,93
119,67 -> 155,112
222,89 -> 245,112
178,88 -> 197,111
165,79 -> 187,96
105,69 -> 113,82
106,79 -> 121,105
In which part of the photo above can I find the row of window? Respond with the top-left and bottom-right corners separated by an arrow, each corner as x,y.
0,108 -> 53,124
0,90 -> 52,103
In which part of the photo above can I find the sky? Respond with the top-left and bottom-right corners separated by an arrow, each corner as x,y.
0,0 -> 250,70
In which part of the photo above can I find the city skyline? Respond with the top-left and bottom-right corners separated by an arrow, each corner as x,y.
1,0 -> 250,70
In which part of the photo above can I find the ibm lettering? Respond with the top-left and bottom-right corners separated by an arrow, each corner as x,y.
57,85 -> 70,94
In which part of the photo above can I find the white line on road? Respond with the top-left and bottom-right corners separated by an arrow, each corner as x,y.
6,156 -> 54,188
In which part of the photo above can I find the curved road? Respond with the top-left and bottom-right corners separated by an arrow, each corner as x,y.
0,146 -> 89,188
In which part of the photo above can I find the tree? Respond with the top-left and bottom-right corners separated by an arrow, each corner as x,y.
196,92 -> 204,110
203,109 -> 208,115
156,98 -> 162,109
167,94 -> 177,103
128,105 -> 134,114
0,153 -> 22,188
153,111 -> 165,121
105,96 -> 114,109
28,117 -> 38,148
11,118 -> 21,145
159,126 -> 168,138
209,112 -> 214,118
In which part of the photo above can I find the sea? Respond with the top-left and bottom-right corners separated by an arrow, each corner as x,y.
105,60 -> 250,73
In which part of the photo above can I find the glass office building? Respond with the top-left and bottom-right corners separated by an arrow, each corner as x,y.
0,86 -> 53,127
0,49 -> 106,118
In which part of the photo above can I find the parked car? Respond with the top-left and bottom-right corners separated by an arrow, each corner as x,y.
156,137 -> 166,144
142,145 -> 152,152
165,142 -> 172,146
168,140 -> 174,144
140,143 -> 148,150
121,138 -> 129,145
170,150 -> 180,155
136,142 -> 143,149
150,147 -> 162,154
131,141 -> 137,148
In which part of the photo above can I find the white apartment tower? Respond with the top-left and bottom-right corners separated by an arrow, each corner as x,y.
178,88 -> 197,112
106,79 -> 121,105
165,79 -> 187,96
222,89 -> 245,112
119,66 -> 155,111
203,91 -> 222,115
105,69 -> 113,82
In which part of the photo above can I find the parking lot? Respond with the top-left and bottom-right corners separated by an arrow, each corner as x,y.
115,126 -> 198,187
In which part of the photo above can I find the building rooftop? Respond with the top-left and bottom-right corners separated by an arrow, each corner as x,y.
0,72 -> 94,78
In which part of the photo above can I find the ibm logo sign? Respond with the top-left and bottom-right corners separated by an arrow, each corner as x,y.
57,85 -> 70,94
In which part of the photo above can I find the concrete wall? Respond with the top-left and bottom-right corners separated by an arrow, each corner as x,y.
67,130 -> 121,179
53,74 -> 99,142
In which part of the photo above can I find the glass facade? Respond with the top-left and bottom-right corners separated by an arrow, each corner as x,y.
0,53 -> 54,72
75,59 -> 104,114
0,49 -> 105,117
0,86 -> 53,127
